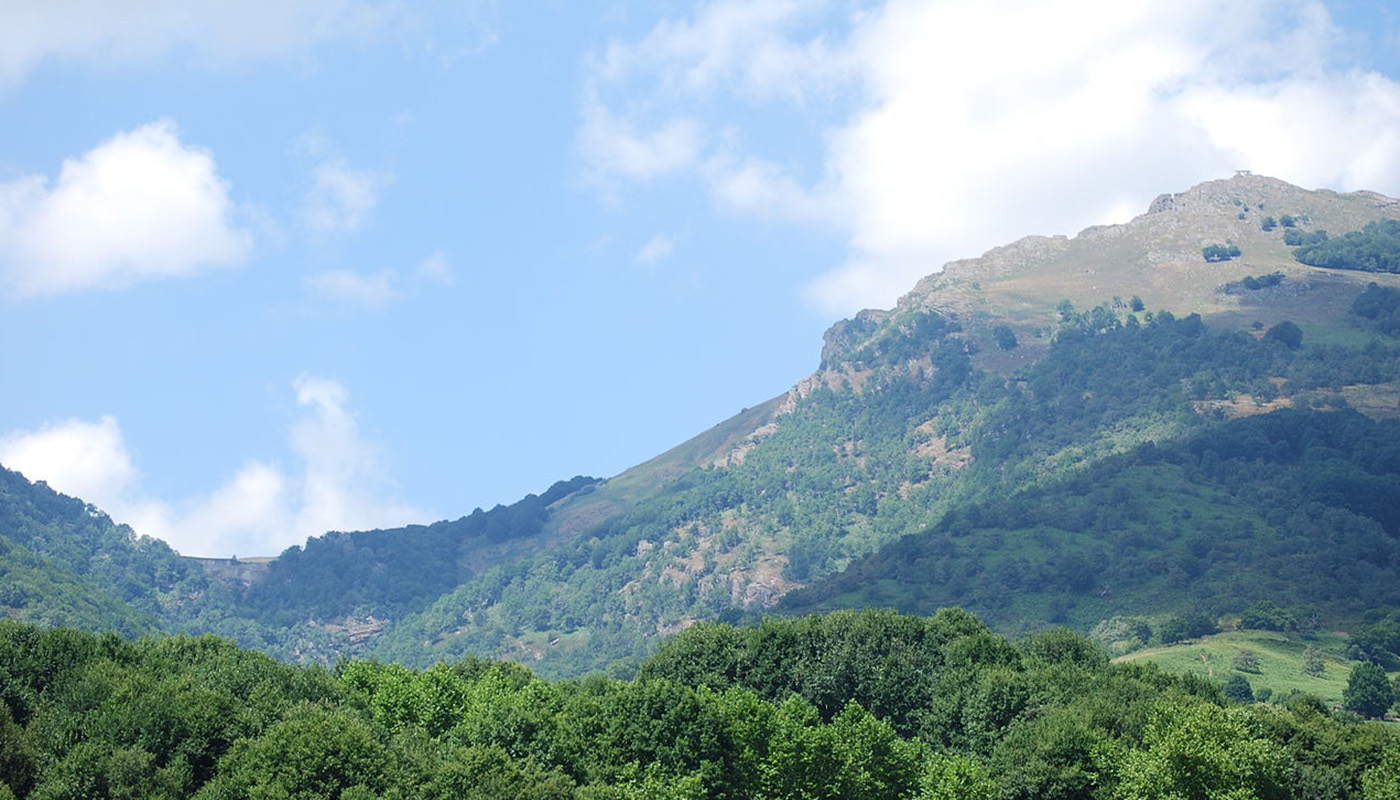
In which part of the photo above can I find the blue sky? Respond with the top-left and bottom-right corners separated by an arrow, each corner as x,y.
1,0 -> 1398,557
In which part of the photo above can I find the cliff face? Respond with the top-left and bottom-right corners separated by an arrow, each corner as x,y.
186,556 -> 270,588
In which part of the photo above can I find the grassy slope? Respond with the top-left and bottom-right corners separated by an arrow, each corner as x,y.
543,394 -> 786,536
903,176 -> 1400,373
1116,629 -> 1379,710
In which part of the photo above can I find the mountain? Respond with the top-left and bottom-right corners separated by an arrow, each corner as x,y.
362,174 -> 1400,674
5,174 -> 1400,677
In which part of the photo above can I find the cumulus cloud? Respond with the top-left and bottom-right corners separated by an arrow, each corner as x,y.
634,233 -> 676,265
0,119 -> 252,296
0,416 -> 141,503
587,0 -> 1400,315
0,376 -> 425,557
0,0 -> 396,88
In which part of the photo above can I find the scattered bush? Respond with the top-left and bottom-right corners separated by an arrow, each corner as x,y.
992,325 -> 1019,351
1203,243 -> 1243,262
1351,282 -> 1400,335
1265,320 -> 1304,350
1223,272 -> 1284,294
1232,649 -> 1262,674
1302,646 -> 1325,677
1283,228 -> 1329,247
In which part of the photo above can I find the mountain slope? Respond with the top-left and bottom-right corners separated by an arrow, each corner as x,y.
362,175 -> 1400,675
12,174 -> 1399,678
780,406 -> 1400,630
0,465 -> 221,636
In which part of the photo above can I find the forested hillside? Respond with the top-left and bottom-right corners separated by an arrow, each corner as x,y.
372,287 -> 1400,674
184,476 -> 605,663
0,466 -> 221,637
2,609 -> 1397,799
780,306 -> 1400,623
0,466 -> 604,664
218,477 -> 600,650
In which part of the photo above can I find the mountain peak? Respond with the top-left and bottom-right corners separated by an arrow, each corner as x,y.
810,174 -> 1400,378
848,175 -> 1400,348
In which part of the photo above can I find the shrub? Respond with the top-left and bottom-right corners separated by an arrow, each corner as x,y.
1264,321 -> 1303,350
1203,243 -> 1242,262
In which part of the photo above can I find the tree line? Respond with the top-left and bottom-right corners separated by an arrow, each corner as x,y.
2,608 -> 1398,799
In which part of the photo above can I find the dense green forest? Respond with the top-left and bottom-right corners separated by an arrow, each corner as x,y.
2,609 -> 1397,800
0,466 -> 223,637
781,408 -> 1400,631
245,476 -> 600,626
0,466 -> 607,664
204,476 -> 608,662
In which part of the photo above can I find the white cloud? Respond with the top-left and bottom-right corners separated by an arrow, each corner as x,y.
0,416 -> 140,503
704,152 -> 840,223
0,376 -> 425,557
0,0 -> 395,88
603,0 -> 852,99
634,233 -> 676,265
578,100 -> 703,184
304,251 -> 454,310
303,157 -> 388,234
587,0 -> 1400,315
0,119 -> 252,296
1175,72 -> 1400,191
287,374 -> 419,541
579,0 -> 848,188
416,249 -> 454,285
305,268 -> 397,310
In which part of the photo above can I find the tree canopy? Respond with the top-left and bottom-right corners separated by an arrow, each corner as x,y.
1,611 -> 1396,799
